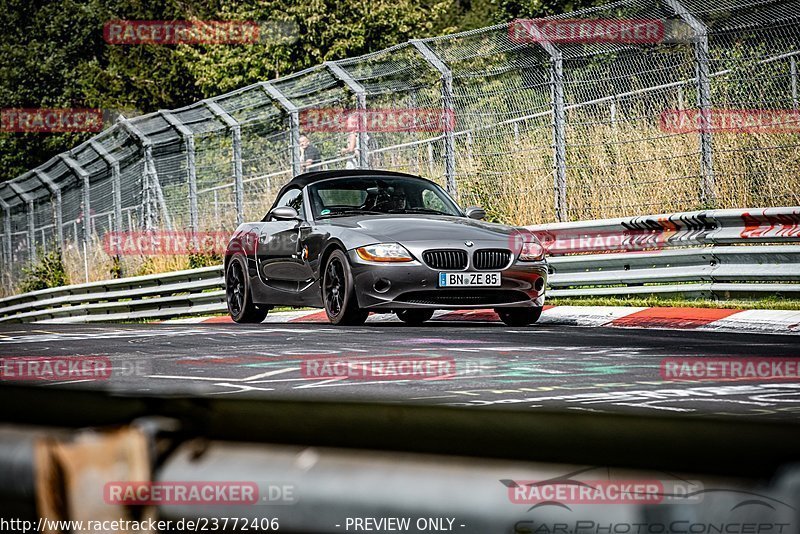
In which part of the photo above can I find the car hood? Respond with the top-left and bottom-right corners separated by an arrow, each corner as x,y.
320,215 -> 519,245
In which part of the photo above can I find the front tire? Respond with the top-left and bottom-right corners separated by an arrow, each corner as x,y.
226,255 -> 269,324
323,250 -> 369,325
396,309 -> 435,326
497,306 -> 542,327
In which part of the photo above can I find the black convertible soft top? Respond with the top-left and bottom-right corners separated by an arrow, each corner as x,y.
285,169 -> 425,189
268,169 -> 443,217
273,170 -> 441,207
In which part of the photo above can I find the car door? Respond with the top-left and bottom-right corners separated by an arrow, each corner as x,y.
255,188 -> 315,302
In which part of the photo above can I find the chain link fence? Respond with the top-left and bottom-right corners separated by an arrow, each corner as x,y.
1,0 -> 799,294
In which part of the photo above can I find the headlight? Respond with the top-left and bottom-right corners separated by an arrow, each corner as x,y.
518,241 -> 545,261
356,243 -> 414,262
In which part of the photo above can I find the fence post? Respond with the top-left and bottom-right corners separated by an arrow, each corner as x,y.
791,56 -> 798,111
7,182 -> 35,265
204,100 -> 245,225
0,198 -> 11,284
89,140 -> 123,237
117,119 -> 174,231
536,40 -> 568,222
260,82 -> 302,177
663,0 -> 716,205
326,61 -> 369,169
33,169 -> 63,252
60,154 -> 91,251
410,39 -> 457,197
161,111 -> 198,234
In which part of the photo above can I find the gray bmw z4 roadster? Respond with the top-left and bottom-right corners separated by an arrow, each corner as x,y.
224,170 -> 548,326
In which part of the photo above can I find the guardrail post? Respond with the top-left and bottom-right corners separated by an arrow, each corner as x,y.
260,82 -> 302,178
411,40 -> 457,197
60,154 -> 92,251
326,62 -> 369,169
161,111 -> 199,234
117,119 -> 173,231
33,170 -> 63,252
204,100 -> 245,225
8,182 -> 36,264
663,0 -> 716,206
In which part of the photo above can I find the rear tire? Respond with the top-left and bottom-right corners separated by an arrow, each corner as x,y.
497,306 -> 542,327
396,309 -> 435,326
226,255 -> 269,324
323,249 -> 369,326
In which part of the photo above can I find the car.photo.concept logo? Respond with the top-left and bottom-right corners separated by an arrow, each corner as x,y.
505,467 -> 796,534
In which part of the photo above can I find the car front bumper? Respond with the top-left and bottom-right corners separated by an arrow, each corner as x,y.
347,249 -> 547,310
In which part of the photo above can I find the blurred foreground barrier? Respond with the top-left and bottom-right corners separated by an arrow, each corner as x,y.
0,207 -> 798,322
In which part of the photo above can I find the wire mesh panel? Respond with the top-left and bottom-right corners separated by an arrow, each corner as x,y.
336,44 -> 445,181
425,26 -> 555,221
563,49 -> 699,217
216,85 -> 293,222
701,0 -> 800,208
8,203 -> 30,281
273,66 -> 354,175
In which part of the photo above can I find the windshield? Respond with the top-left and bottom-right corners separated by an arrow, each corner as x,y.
308,176 -> 464,219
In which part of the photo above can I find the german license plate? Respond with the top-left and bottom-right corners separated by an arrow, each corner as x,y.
438,272 -> 501,287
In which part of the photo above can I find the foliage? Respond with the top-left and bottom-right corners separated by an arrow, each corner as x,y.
0,0 -> 609,183
19,248 -> 68,292
188,241 -> 223,269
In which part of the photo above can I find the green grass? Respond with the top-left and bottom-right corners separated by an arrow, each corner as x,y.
548,295 -> 800,311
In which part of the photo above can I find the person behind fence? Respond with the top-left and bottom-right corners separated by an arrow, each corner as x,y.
299,134 -> 321,172
340,112 -> 372,169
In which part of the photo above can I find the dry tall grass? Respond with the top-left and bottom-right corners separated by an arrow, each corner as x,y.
462,119 -> 800,226
61,236 -> 192,286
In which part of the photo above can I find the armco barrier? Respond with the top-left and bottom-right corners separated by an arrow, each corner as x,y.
535,206 -> 800,298
0,265 -> 224,323
0,207 -> 798,323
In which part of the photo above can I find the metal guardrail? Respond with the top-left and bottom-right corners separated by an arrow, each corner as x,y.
536,206 -> 800,298
0,265 -> 224,323
0,207 -> 797,323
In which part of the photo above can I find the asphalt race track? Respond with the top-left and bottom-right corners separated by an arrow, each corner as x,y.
1,320 -> 799,421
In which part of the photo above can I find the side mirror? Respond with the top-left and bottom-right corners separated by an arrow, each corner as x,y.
465,206 -> 486,220
270,206 -> 300,221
